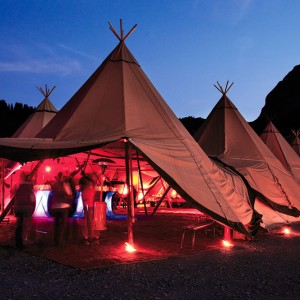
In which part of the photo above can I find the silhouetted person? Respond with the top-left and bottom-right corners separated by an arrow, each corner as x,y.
14,172 -> 35,250
49,172 -> 72,248
79,171 -> 98,245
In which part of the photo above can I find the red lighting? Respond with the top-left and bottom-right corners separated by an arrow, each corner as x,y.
122,184 -> 129,196
222,240 -> 234,248
45,166 -> 51,173
125,242 -> 137,253
282,227 -> 291,235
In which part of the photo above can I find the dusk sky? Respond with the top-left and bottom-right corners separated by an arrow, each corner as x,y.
1,0 -> 300,121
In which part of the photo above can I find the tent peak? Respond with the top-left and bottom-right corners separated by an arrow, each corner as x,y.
291,129 -> 300,138
108,19 -> 137,42
264,113 -> 276,123
36,84 -> 56,98
214,81 -> 234,95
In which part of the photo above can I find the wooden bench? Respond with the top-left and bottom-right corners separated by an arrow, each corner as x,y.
180,221 -> 215,249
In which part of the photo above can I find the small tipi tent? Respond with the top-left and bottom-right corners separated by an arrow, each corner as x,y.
260,121 -> 300,183
4,85 -> 58,179
12,85 -> 57,138
195,82 -> 300,229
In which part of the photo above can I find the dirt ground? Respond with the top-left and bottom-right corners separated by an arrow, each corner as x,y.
1,208 -> 300,299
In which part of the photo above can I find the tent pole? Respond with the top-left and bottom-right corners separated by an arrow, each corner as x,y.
1,158 -> 4,213
136,149 -> 148,215
125,140 -> 134,245
151,185 -> 171,216
83,150 -> 91,172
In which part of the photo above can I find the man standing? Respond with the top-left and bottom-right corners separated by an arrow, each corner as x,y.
49,172 -> 72,248
79,171 -> 99,245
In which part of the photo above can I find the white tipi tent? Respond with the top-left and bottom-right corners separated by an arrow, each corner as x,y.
260,121 -> 300,183
195,82 -> 300,229
0,22 -> 260,236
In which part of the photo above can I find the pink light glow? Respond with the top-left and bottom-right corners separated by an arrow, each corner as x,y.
222,240 -> 234,248
282,227 -> 291,235
122,184 -> 128,196
45,166 -> 51,173
125,242 -> 137,253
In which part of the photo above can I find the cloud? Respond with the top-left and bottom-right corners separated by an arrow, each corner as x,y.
58,44 -> 99,61
0,59 -> 81,75
0,39 -> 82,75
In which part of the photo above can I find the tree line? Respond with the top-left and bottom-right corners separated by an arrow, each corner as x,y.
0,100 -> 35,137
0,99 -> 207,138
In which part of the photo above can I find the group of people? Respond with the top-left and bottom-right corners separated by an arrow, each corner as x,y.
13,170 -> 100,249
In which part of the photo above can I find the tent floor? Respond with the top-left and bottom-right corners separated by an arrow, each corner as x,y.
0,208 -> 291,270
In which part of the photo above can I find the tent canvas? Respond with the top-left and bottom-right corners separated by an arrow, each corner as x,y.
195,82 -> 300,229
0,22 -> 261,236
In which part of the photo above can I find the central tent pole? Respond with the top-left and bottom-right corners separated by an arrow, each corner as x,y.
125,140 -> 135,245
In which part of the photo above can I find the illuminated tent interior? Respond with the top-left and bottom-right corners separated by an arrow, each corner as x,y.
0,21 -> 263,238
195,82 -> 300,230
260,121 -> 300,183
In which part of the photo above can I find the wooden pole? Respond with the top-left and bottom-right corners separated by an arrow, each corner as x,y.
125,140 -> 134,245
1,158 -> 4,213
151,185 -> 171,216
136,149 -> 147,215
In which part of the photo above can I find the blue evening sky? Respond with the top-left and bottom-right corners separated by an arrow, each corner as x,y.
0,0 -> 300,121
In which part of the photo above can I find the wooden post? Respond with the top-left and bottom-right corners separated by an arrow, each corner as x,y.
223,226 -> 233,241
125,140 -> 134,245
1,158 -> 4,213
136,149 -> 147,215
151,185 -> 171,216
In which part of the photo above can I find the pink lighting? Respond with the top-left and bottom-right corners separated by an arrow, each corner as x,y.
45,166 -> 51,173
125,242 -> 137,253
282,227 -> 291,235
222,240 -> 234,248
122,184 -> 128,196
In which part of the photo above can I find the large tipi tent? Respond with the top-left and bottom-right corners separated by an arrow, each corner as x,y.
0,21 -> 261,235
260,121 -> 300,183
195,82 -> 300,229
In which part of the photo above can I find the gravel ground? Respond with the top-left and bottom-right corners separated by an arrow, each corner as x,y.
1,232 -> 300,300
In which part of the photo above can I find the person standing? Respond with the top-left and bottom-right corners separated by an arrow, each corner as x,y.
14,172 -> 35,250
79,171 -> 99,245
49,172 -> 72,248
